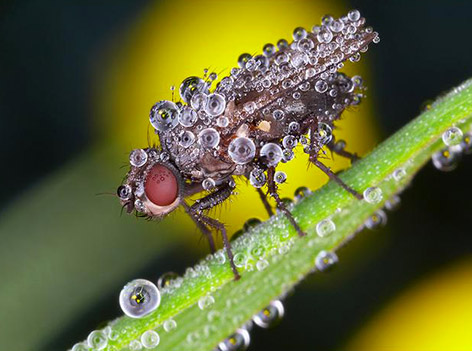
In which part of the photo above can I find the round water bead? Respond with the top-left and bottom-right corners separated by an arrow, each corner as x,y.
198,294 -> 215,310
442,126 -> 463,146
117,184 -> 132,201
249,169 -> 267,188
190,93 -> 208,110
363,186 -> 383,204
277,39 -> 289,50
392,168 -> 407,182
365,210 -> 387,230
178,107 -> 198,127
460,133 -> 472,154
205,93 -> 226,116
71,343 -> 89,351
316,218 -> 336,237
252,300 -> 284,328
243,217 -> 262,231
217,116 -> 229,128
260,143 -> 283,166
150,100 -> 180,132
238,53 -> 252,68
292,27 -> 307,41
163,319 -> 177,332
202,177 -> 216,190
385,195 -> 401,211
141,330 -> 160,349
198,128 -> 220,148
315,250 -> 338,272
272,109 -> 285,121
157,272 -> 178,289
274,171 -> 287,184
256,259 -> 269,271
315,80 -> 328,93
315,123 -> 333,145
263,43 -> 276,57
432,148 -> 461,171
179,76 -> 208,103
119,279 -> 161,318
129,149 -> 148,167
228,137 -> 256,164
348,9 -> 361,22
218,328 -> 251,351
289,121 -> 300,133
179,130 -> 196,148
294,186 -> 312,201
129,340 -> 142,350
87,330 -> 107,350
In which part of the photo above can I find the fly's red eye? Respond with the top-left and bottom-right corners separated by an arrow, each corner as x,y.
145,164 -> 179,206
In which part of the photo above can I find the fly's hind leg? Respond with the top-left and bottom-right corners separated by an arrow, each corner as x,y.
255,187 -> 274,217
267,167 -> 306,237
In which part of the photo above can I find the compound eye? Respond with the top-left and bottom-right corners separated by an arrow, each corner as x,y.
144,164 -> 179,206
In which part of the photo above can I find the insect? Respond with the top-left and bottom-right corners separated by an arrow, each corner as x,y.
117,9 -> 379,279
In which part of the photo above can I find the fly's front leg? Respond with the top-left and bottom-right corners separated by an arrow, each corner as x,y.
182,202 -> 216,253
256,187 -> 274,217
267,167 -> 306,237
189,181 -> 240,280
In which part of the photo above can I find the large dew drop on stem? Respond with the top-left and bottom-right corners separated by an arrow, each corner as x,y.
119,279 -> 161,318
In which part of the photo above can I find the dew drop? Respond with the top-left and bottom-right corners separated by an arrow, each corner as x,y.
179,130 -> 196,148
363,186 -> 383,204
202,178 -> 216,190
249,169 -> 267,188
392,168 -> 407,182
365,210 -> 387,230
263,43 -> 276,57
256,259 -> 269,271
163,319 -> 177,332
260,143 -> 283,166
294,186 -> 312,201
253,300 -> 284,328
178,107 -> 198,127
129,149 -> 148,168
198,294 -> 215,310
292,27 -> 307,41
272,109 -> 285,121
315,80 -> 328,93
274,171 -> 287,184
87,330 -> 108,350
157,272 -> 178,289
190,93 -> 208,111
385,195 -> 401,211
233,252 -> 248,268
217,116 -> 229,128
314,123 -> 333,145
218,328 -> 251,351
347,9 -> 361,22
71,342 -> 89,351
129,340 -> 143,350
316,218 -> 336,237
205,93 -> 226,117
228,137 -> 256,165
117,184 -> 132,201
238,53 -> 252,68
119,279 -> 161,318
150,100 -> 180,132
277,39 -> 289,50
198,128 -> 220,148
442,126 -> 463,146
315,250 -> 338,272
243,218 -> 262,231
179,76 -> 208,103
141,330 -> 160,349
432,148 -> 461,171
282,135 -> 297,149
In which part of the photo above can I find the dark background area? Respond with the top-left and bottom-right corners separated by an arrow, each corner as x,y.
1,1 -> 471,350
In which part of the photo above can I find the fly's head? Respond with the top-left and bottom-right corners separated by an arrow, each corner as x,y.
117,148 -> 185,218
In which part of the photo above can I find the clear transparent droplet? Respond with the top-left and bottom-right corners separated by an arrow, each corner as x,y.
238,53 -> 252,68
432,148 -> 461,172
315,123 -> 333,145
260,143 -> 283,166
228,137 -> 256,164
157,272 -> 178,289
117,184 -> 132,201
392,168 -> 406,182
217,116 -> 229,128
256,259 -> 269,271
119,279 -> 161,318
347,9 -> 361,22
87,330 -> 108,350
272,109 -> 285,121
218,328 -> 251,351
202,178 -> 216,190
198,128 -> 220,148
442,126 -> 463,146
385,195 -> 401,211
205,93 -> 226,117
72,342 -> 89,351
315,80 -> 328,93
179,130 -> 196,148
129,340 -> 142,350
129,149 -> 148,167
365,210 -> 387,230
294,186 -> 311,201
292,27 -> 307,41
253,300 -> 284,328
315,250 -> 338,272
163,319 -> 177,332
249,169 -> 267,188
141,330 -> 160,349
150,100 -> 180,132
316,218 -> 336,237
363,186 -> 383,204
178,107 -> 198,127
179,76 -> 208,103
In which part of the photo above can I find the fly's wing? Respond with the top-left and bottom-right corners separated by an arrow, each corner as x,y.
215,10 -> 379,141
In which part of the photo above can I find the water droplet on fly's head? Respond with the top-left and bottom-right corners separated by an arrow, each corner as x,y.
87,330 -> 108,350
316,218 -> 336,237
190,93 -> 208,111
292,27 -> 307,41
347,9 -> 361,22
178,107 -> 198,127
150,100 -> 180,132
315,80 -> 328,93
205,93 -> 226,117
157,272 -> 178,289
218,328 -> 251,351
260,143 -> 283,166
198,294 -> 215,310
282,135 -> 297,149
141,330 -> 160,349
179,130 -> 196,148
202,178 -> 216,190
238,53 -> 252,68
365,210 -> 387,230
315,250 -> 338,272
129,149 -> 148,168
294,186 -> 312,201
217,116 -> 229,128
263,43 -> 276,57
253,300 -> 285,328
277,39 -> 289,50
198,128 -> 220,148
442,126 -> 463,146
363,186 -> 383,204
179,76 -> 208,103
117,184 -> 132,201
228,137 -> 256,165
272,109 -> 285,121
243,218 -> 262,231
432,148 -> 461,171
274,171 -> 287,184
119,279 -> 161,318
163,319 -> 177,332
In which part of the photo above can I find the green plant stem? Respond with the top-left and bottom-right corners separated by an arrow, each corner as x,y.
75,79 -> 472,351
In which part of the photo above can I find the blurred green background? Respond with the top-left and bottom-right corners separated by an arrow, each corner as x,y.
1,1 -> 471,350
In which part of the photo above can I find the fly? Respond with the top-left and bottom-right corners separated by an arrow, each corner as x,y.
117,9 -> 379,279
